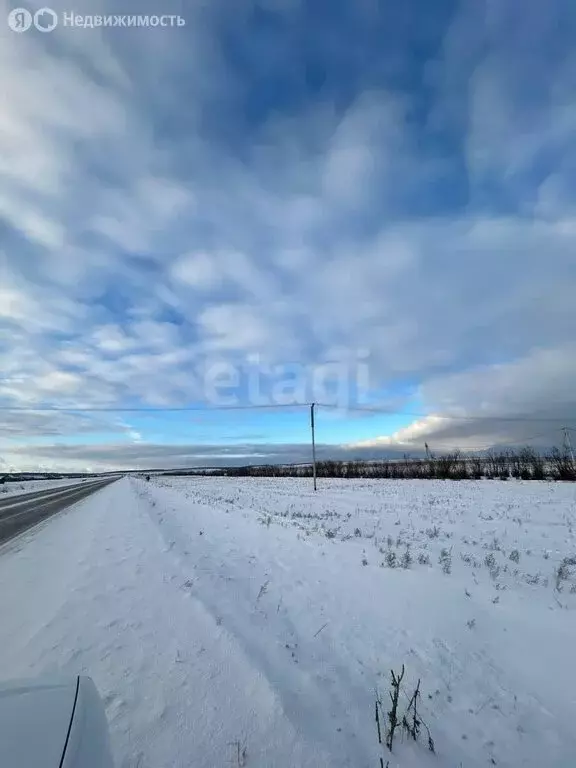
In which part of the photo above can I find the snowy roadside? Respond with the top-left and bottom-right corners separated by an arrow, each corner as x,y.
0,476 -> 574,767
0,479 -> 334,768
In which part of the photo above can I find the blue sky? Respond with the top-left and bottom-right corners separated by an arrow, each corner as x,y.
0,0 -> 575,471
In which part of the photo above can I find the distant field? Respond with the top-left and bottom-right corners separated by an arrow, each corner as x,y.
0,478 -> 87,498
155,475 -> 576,597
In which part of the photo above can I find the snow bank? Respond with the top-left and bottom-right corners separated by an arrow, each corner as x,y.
0,478 -> 88,498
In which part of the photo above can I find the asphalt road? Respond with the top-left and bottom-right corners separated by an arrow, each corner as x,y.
0,479 -> 115,545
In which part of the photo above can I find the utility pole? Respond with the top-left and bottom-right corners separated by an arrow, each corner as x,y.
310,402 -> 317,491
563,427 -> 575,464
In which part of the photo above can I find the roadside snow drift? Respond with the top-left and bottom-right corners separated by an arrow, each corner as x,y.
0,476 -> 575,767
0,478 -> 87,498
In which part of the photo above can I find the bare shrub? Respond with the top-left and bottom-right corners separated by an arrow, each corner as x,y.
376,668 -> 435,760
549,448 -> 576,482
555,559 -> 573,592
484,553 -> 496,569
439,548 -> 452,574
400,547 -> 412,569
385,665 -> 404,750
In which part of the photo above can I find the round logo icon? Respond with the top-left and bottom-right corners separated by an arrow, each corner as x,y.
7,7 -> 33,32
34,7 -> 58,31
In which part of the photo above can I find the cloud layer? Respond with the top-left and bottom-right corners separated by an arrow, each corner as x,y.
1,0 -> 575,469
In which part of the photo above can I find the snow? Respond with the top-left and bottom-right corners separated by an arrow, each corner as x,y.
0,477 -> 88,498
0,476 -> 575,768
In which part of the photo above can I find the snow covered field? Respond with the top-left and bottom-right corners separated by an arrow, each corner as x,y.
0,476 -> 575,768
0,477 -> 88,498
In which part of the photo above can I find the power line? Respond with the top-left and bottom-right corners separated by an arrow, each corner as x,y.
382,429 -> 565,455
316,404 -> 576,425
472,429 -> 564,452
0,403 -> 309,413
0,400 -> 574,427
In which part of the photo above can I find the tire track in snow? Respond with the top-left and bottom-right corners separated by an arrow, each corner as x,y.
134,480 -> 392,768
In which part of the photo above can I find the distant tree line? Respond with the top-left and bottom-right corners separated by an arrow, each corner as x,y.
195,447 -> 576,481
0,472 -> 95,483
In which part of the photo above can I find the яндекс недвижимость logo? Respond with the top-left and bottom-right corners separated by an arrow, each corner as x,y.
7,7 -> 58,32
7,8 -> 186,30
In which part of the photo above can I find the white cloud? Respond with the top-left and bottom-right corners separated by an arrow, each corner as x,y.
351,345 -> 576,452
0,194 -> 66,250
92,325 -> 137,355
0,286 -> 35,323
38,371 -> 82,395
198,304 -> 277,353
322,92 -> 402,207
348,415 -> 451,450
421,344 -> 576,418
171,252 -> 221,290
131,321 -> 181,349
